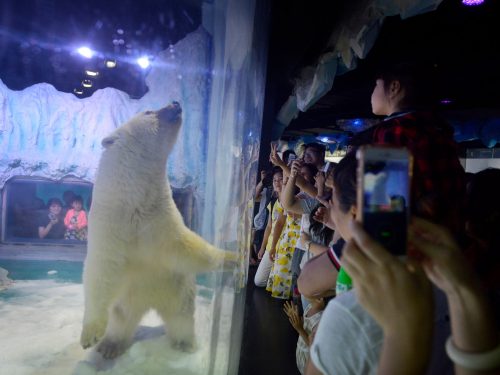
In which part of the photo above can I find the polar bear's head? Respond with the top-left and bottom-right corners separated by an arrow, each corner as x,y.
98,102 -> 182,176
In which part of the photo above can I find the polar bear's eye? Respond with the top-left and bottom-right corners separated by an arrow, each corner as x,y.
101,136 -> 117,148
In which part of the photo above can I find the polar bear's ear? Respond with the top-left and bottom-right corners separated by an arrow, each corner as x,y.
101,135 -> 118,149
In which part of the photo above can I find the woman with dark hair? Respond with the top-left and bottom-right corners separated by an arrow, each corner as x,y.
297,152 -> 357,299
38,198 -> 65,239
352,62 -> 465,236
304,152 -> 453,375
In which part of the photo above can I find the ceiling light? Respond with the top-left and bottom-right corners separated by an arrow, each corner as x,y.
105,59 -> 117,68
462,0 -> 484,5
73,88 -> 83,95
316,136 -> 338,144
137,56 -> 150,69
440,98 -> 453,104
82,79 -> 93,88
85,70 -> 99,77
77,46 -> 94,58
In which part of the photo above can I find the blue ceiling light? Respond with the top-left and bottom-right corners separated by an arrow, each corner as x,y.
77,46 -> 94,59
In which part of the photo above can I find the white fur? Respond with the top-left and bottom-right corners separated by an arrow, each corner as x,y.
80,104 -> 236,359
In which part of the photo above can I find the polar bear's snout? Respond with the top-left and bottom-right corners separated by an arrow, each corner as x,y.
158,101 -> 182,123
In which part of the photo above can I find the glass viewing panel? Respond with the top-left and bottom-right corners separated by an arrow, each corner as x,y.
0,1 -> 269,374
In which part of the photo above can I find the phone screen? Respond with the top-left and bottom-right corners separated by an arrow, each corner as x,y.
362,156 -> 410,255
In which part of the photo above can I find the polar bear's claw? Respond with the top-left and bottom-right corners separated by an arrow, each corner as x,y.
172,339 -> 197,353
80,321 -> 106,349
96,338 -> 129,359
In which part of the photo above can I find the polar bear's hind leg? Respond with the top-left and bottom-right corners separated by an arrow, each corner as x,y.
96,298 -> 148,359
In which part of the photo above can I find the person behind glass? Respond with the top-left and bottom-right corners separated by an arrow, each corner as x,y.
38,198 -> 65,239
62,190 -> 76,213
64,195 -> 88,241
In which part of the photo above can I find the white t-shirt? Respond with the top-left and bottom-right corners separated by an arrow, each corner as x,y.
310,288 -> 453,375
296,304 -> 323,374
310,291 -> 383,375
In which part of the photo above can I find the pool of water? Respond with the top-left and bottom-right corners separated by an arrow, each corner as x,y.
0,258 -> 83,283
0,258 -> 220,301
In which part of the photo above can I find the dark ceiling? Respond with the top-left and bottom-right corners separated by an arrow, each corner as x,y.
0,0 -> 202,98
264,0 -> 500,138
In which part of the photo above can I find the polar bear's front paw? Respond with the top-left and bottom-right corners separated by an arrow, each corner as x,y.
96,338 -> 129,359
172,338 -> 197,353
80,320 -> 106,349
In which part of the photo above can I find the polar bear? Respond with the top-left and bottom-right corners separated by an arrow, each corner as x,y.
80,102 -> 236,359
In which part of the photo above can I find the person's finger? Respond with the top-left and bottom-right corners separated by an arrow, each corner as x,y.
410,217 -> 458,249
408,232 -> 444,260
316,196 -> 328,206
349,220 -> 394,265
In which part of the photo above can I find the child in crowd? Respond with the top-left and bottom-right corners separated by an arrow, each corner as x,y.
284,297 -> 328,374
64,195 -> 88,240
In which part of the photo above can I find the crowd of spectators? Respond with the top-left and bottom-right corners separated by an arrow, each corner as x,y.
250,63 -> 500,375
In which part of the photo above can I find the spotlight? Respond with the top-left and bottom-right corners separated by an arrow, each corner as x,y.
462,0 -> 484,5
73,88 -> 83,95
82,79 -> 93,88
77,46 -> 94,59
317,136 -> 338,144
137,56 -> 150,69
105,59 -> 117,68
85,70 -> 99,77
440,99 -> 453,105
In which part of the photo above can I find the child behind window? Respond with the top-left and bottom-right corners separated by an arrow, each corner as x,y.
64,195 -> 88,241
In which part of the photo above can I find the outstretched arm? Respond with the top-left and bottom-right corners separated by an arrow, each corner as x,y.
280,161 -> 305,214
268,209 -> 286,261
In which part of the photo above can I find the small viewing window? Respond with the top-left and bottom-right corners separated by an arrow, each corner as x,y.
1,176 -> 93,244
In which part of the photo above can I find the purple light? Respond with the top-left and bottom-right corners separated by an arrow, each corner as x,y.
462,0 -> 484,6
440,99 -> 453,105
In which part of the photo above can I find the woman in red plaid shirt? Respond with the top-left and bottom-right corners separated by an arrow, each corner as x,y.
352,63 -> 466,236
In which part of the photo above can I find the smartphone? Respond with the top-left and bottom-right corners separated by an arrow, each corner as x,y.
356,146 -> 412,256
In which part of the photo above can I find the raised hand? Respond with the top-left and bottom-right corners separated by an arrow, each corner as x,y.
342,220 -> 433,336
314,171 -> 325,187
409,218 -> 476,296
269,143 -> 285,167
283,300 -> 304,332
290,159 -> 303,177
260,170 -> 267,182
